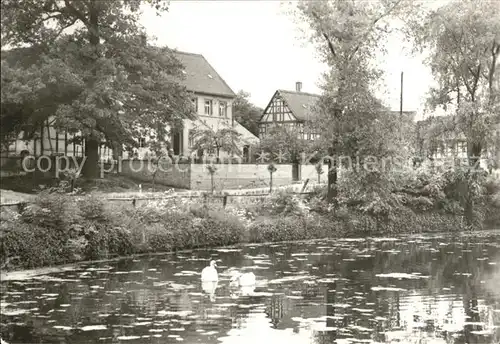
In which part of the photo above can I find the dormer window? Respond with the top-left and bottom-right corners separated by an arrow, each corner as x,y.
204,99 -> 213,115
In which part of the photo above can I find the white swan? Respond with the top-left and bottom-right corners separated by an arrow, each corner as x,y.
230,272 -> 256,286
201,281 -> 218,302
201,260 -> 218,282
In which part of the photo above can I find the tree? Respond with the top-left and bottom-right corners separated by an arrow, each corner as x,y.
144,140 -> 172,192
206,164 -> 217,194
267,163 -> 277,193
259,124 -> 312,181
232,90 -> 262,137
1,0 -> 194,179
409,0 -> 500,227
190,125 -> 242,163
293,0 -> 413,202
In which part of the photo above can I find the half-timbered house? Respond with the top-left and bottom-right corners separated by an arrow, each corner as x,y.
258,82 -> 320,140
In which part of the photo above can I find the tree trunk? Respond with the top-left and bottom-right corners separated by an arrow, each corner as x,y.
81,0 -> 100,181
82,137 -> 99,179
112,141 -> 122,161
292,162 -> 300,181
269,172 -> 273,193
464,142 -> 483,229
326,159 -> 338,204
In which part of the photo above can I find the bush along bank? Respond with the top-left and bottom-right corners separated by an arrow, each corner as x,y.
1,173 -> 499,271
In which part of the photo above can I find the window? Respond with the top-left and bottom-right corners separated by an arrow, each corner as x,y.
219,101 -> 227,117
204,99 -> 213,115
139,137 -> 146,148
191,98 -> 198,113
458,141 -> 467,153
259,125 -> 266,137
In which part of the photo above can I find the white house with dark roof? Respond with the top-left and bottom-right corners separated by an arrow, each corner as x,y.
126,50 -> 258,161
258,82 -> 321,140
172,51 -> 258,160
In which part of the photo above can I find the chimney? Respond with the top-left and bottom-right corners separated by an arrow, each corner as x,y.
295,81 -> 302,92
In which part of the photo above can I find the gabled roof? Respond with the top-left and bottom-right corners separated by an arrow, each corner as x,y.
260,89 -> 321,123
232,121 -> 259,144
173,51 -> 236,99
278,90 -> 320,121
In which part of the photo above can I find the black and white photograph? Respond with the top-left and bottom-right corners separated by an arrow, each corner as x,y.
1,0 -> 499,343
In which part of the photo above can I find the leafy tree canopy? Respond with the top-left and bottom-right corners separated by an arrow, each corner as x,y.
409,0 -> 500,158
232,90 -> 262,137
190,124 -> 242,162
1,0 -> 194,177
259,124 -> 312,163
294,0 -> 415,201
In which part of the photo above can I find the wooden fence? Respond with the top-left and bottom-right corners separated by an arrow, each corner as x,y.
0,179 -> 317,211
0,191 -> 315,211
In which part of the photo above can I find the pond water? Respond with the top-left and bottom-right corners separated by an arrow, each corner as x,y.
1,231 -> 500,344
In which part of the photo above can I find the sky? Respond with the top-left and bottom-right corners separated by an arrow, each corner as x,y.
140,1 -> 435,119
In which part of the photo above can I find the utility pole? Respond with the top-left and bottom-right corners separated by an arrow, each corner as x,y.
400,71 -> 403,117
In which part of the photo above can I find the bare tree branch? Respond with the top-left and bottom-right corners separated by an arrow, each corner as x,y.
310,10 -> 337,58
63,0 -> 89,27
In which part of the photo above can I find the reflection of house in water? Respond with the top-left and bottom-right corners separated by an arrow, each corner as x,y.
384,291 -> 498,343
265,294 -> 287,328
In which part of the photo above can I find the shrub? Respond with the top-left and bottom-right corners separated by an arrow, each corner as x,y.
21,193 -> 76,234
248,215 -> 335,243
253,190 -> 310,217
1,222 -> 75,268
145,223 -> 175,252
199,210 -> 245,246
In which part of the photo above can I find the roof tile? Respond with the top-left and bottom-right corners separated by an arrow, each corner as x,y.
278,90 -> 320,121
173,51 -> 236,99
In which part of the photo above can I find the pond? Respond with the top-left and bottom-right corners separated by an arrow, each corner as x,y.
1,230 -> 500,344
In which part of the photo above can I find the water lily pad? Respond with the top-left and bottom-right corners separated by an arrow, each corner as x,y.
117,336 -> 141,340
80,325 -> 107,331
375,273 -> 429,279
371,286 -> 406,292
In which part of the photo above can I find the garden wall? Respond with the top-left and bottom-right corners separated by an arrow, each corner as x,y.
300,164 -> 329,184
190,163 -> 295,190
0,157 -> 334,190
119,159 -> 191,189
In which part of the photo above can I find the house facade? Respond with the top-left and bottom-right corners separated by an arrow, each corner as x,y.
1,50 -> 258,163
123,50 -> 259,162
1,120 -> 113,160
416,116 -> 500,172
258,82 -> 320,141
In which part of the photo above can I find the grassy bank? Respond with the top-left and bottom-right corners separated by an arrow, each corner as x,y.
2,186 -> 496,272
0,173 -> 185,195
